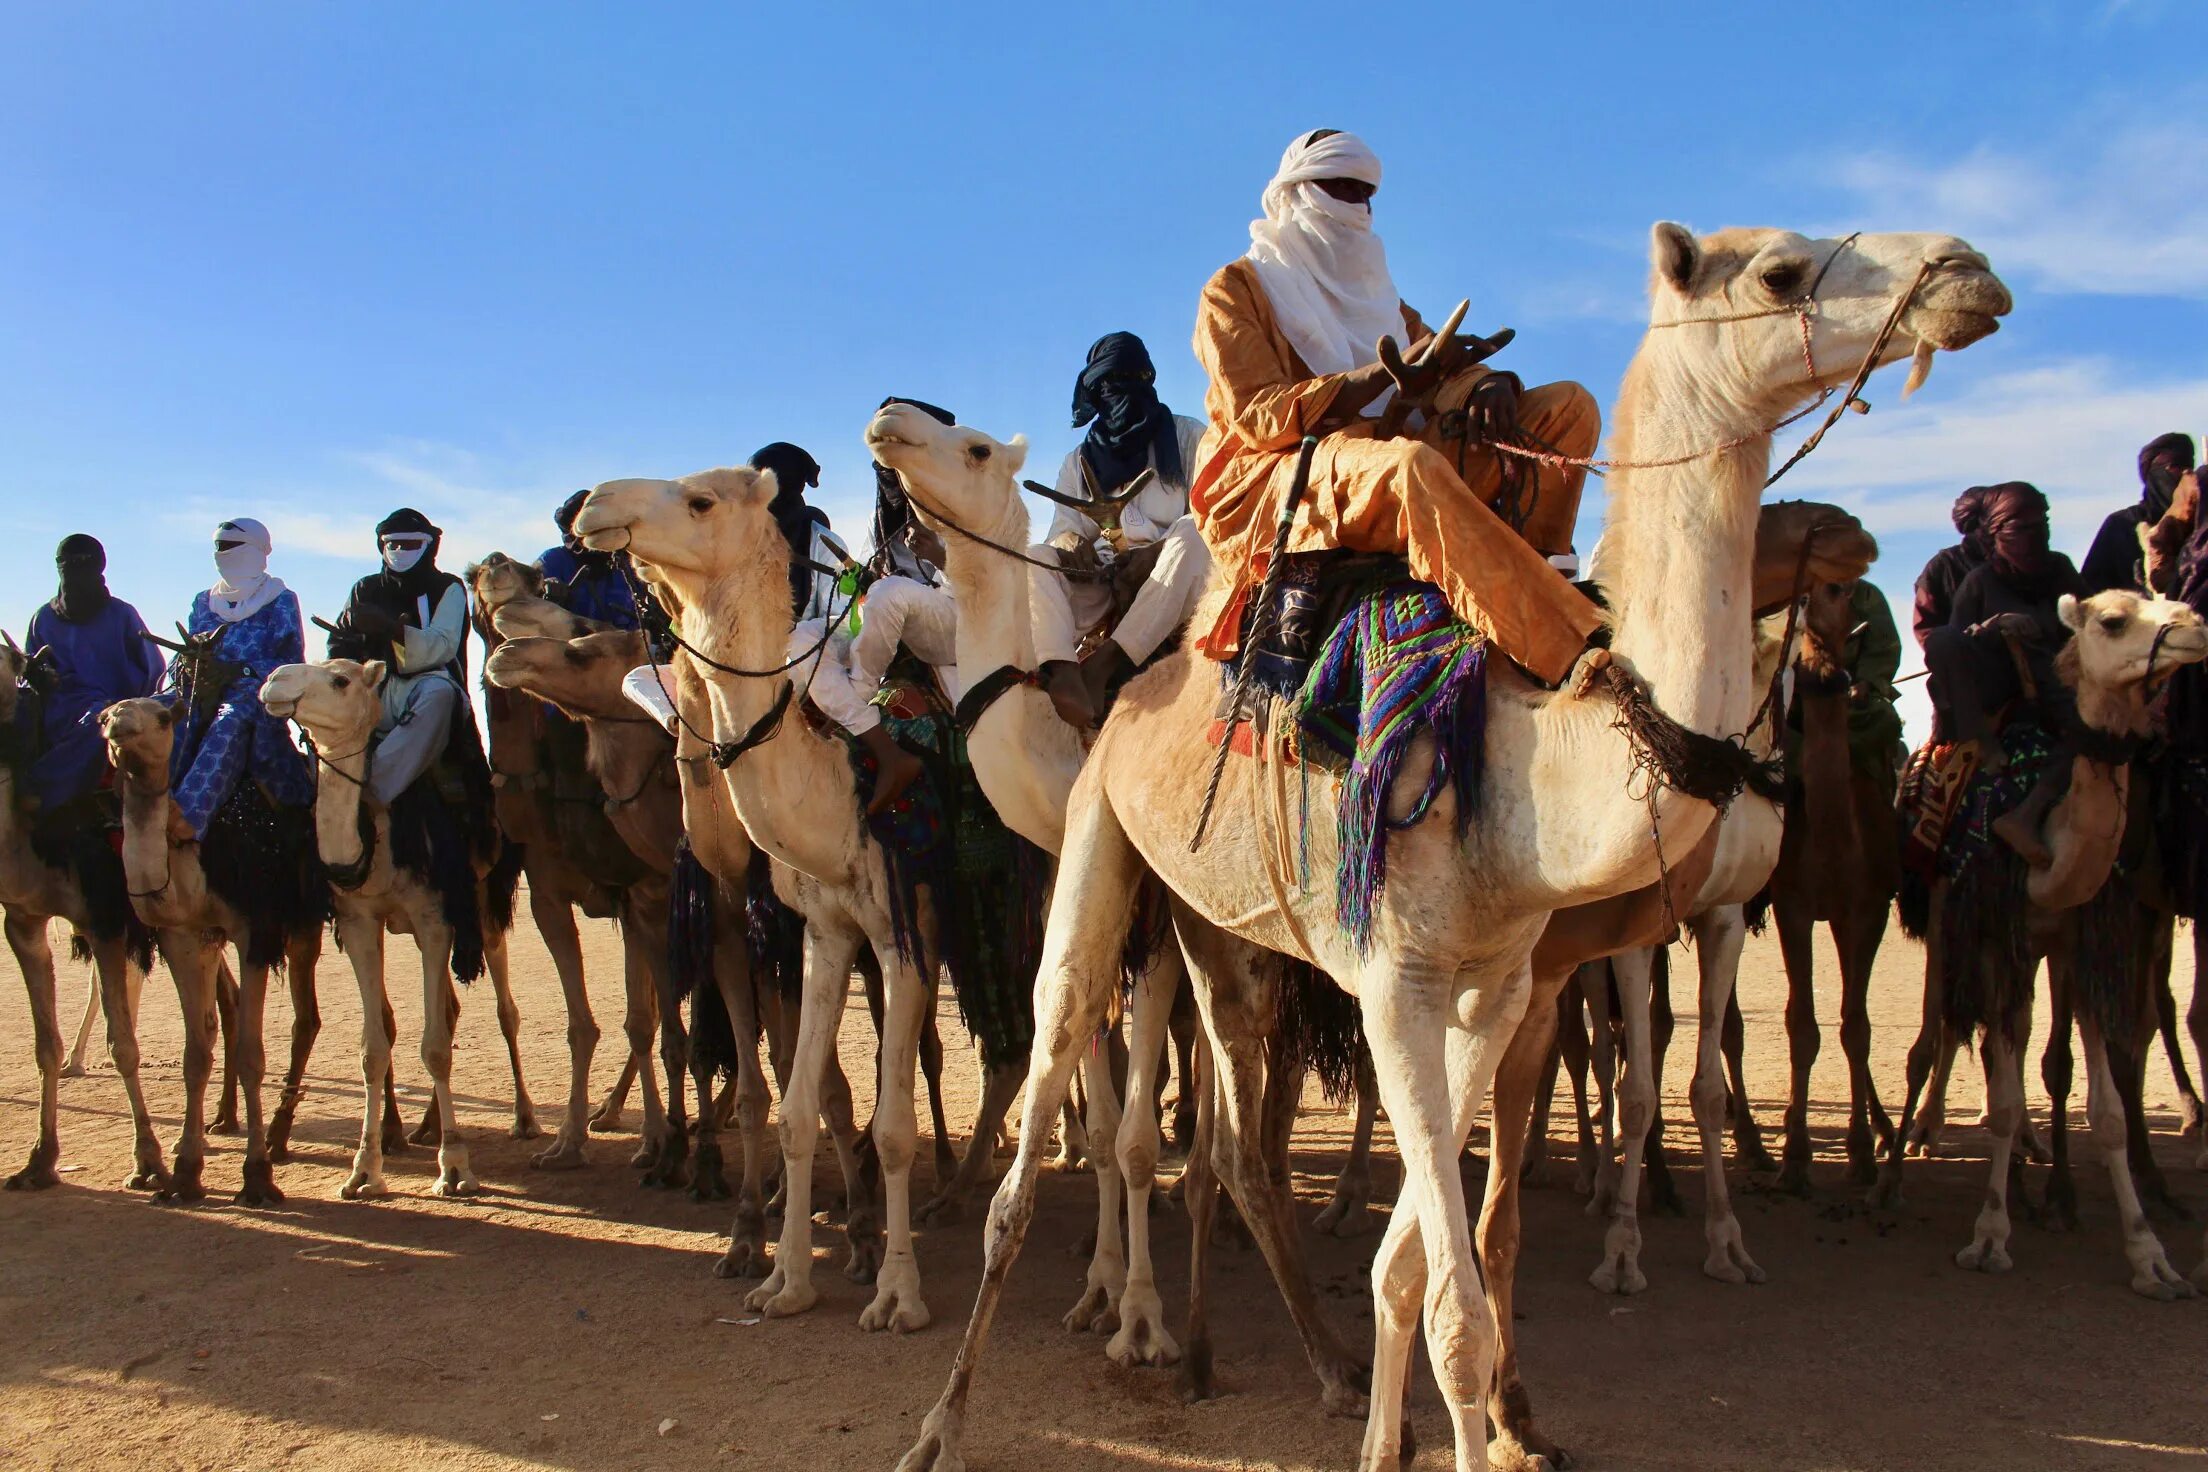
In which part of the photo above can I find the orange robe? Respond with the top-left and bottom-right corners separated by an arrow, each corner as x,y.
1188,259 -> 1604,685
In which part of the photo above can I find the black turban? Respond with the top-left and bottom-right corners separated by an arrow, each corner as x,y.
2140,432 -> 2195,517
52,533 -> 110,623
1071,331 -> 1181,498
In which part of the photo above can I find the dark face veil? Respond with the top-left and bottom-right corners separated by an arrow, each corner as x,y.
1071,332 -> 1181,496
52,533 -> 111,623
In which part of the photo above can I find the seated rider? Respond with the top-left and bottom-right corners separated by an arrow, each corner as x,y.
168,518 -> 316,837
1911,485 -> 1992,649
22,534 -> 165,820
786,406 -> 961,814
2080,431 -> 2192,596
1029,331 -> 1212,726
539,490 -> 642,630
1188,129 -> 1605,689
330,509 -> 471,808
1920,482 -> 2085,864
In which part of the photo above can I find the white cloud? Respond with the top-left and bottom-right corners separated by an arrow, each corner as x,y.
1835,116 -> 2208,298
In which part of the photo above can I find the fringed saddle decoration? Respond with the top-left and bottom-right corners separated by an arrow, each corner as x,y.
1295,580 -> 1488,953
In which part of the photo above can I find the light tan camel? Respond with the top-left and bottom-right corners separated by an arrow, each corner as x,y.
868,403 -> 1386,1387
484,626 -> 790,1264
259,660 -> 521,1199
898,225 -> 2010,1472
0,639 -> 163,1191
97,698 -> 326,1203
1879,589 -> 2205,1299
577,469 -> 1030,1332
468,554 -> 666,1173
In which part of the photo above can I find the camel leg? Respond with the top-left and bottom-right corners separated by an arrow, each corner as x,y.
230,958 -> 282,1206
646,915 -> 696,1192
1176,1026 -> 1223,1403
528,887 -> 595,1168
1168,982 -> 1199,1151
1908,1025 -> 1962,1158
1553,976 -> 1598,1196
1872,926 -> 1947,1210
1104,946 -> 1180,1368
920,1011 -> 959,1186
624,964 -> 668,1171
858,933 -> 936,1335
746,915 -> 861,1314
2080,1015 -> 2195,1298
1177,921 -> 1367,1417
209,957 -> 241,1135
1585,963 -> 1619,1206
152,934 -> 221,1204
919,1060 -> 1029,1226
1064,1034 -> 1129,1334
1836,903 -> 1892,1187
2190,922 -> 2208,1166
713,912 -> 774,1276
895,776 -> 1144,1472
1713,992 -> 1764,1181
379,999 -> 412,1154
265,934 -> 322,1163
1483,966 -> 1572,1472
2148,918 -> 2202,1137
1591,946 -> 1656,1294
336,916 -> 393,1198
1357,967 -> 1530,1472
2040,970 -> 2078,1231
593,1054 -> 640,1132
1318,1046 -> 1382,1236
3,916 -> 65,1190
1690,906 -> 1763,1284
1955,1021 -> 2026,1275
62,962 -> 100,1078
1643,951 -> 1681,1217
479,925 -> 538,1141
98,947 -> 163,1188
422,924 -> 478,1197
1774,898 -> 1820,1196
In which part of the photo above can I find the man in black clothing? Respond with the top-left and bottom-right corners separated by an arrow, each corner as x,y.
1911,484 -> 1993,648
2080,431 -> 2192,595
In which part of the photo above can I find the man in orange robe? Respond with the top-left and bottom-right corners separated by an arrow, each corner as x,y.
1189,129 -> 1607,686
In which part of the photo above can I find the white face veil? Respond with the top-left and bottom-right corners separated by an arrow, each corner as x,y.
1244,130 -> 1402,382
208,517 -> 284,623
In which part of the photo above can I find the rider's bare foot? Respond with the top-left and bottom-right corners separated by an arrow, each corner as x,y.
1041,660 -> 1096,729
858,726 -> 924,816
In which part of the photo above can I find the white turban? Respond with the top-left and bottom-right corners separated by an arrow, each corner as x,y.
1245,130 -> 1403,384
208,516 -> 286,624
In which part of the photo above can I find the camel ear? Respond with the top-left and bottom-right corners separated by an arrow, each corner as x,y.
1003,434 -> 1029,478
360,659 -> 388,690
1651,222 -> 1698,294
2057,594 -> 2083,633
154,703 -> 176,729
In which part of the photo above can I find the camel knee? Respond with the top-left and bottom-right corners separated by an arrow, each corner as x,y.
1689,1071 -> 1728,1127
2086,1096 -> 2128,1155
1983,1095 -> 2025,1141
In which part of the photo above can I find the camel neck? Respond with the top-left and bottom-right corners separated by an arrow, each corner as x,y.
312,744 -> 374,879
937,497 -> 1037,679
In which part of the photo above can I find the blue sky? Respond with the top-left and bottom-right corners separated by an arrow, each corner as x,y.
6,1 -> 2205,740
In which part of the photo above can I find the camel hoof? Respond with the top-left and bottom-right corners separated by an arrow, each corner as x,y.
531,1138 -> 589,1171
1061,1282 -> 1117,1334
1314,1181 -> 1375,1238
715,1236 -> 768,1280
894,1408 -> 966,1472
125,1162 -> 165,1191
1773,1160 -> 1814,1198
931,1144 -> 960,1188
588,1107 -> 626,1134
749,1281 -> 818,1319
915,1190 -> 967,1229
629,1138 -> 661,1171
432,1153 -> 481,1198
858,1285 -> 930,1334
340,1169 -> 387,1201
1315,1354 -> 1370,1417
60,1060 -> 88,1080
509,1114 -> 544,1142
845,1215 -> 885,1285
208,1113 -> 241,1138
408,1118 -> 440,1147
1105,1290 -> 1180,1367
233,1160 -> 286,1208
5,1143 -> 61,1191
154,1165 -> 206,1206
1588,1257 -> 1647,1296
2133,1262 -> 2198,1301
689,1141 -> 729,1202
1737,1141 -> 1781,1177
1955,1238 -> 2012,1274
380,1125 -> 411,1156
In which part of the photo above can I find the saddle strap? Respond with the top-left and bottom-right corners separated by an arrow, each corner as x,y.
954,665 -> 1038,736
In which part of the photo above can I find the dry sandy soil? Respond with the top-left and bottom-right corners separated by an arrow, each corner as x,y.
4,902 -> 2206,1472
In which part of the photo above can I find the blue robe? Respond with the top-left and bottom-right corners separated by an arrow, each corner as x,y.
168,589 -> 315,838
22,599 -> 165,812
537,546 -> 641,630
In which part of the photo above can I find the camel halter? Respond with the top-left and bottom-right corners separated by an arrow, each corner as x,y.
1491,235 -> 1944,490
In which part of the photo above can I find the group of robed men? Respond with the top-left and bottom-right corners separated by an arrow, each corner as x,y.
17,127 -> 2182,874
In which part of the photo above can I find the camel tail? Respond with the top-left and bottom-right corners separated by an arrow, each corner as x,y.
743,848 -> 805,1002
667,841 -> 716,1008
1276,959 -> 1361,1104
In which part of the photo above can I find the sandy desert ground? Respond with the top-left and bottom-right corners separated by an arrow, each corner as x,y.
4,900 -> 2206,1472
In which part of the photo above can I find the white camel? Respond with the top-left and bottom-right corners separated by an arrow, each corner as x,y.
260,659 -> 521,1199
897,224 -> 2011,1472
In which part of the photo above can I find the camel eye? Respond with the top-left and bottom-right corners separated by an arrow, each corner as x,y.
2100,615 -> 2128,634
330,675 -> 349,690
969,444 -> 991,463
688,496 -> 714,514
1760,261 -> 1806,298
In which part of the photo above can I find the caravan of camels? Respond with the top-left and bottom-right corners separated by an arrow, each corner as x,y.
11,129 -> 2208,1471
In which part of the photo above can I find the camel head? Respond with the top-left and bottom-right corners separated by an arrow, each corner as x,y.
484,630 -> 650,723
1640,224 -> 2010,431
467,551 -> 545,619
0,631 -> 33,728
260,660 -> 387,754
576,467 -> 784,610
864,402 -> 1030,544
97,698 -> 179,788
469,550 -> 615,644
2055,590 -> 2208,737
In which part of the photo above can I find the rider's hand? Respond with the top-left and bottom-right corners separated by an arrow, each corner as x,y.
1465,373 -> 1522,444
346,605 -> 402,643
1972,611 -> 2040,643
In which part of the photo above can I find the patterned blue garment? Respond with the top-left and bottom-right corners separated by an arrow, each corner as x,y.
536,546 -> 641,630
22,598 -> 165,811
168,589 -> 315,838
